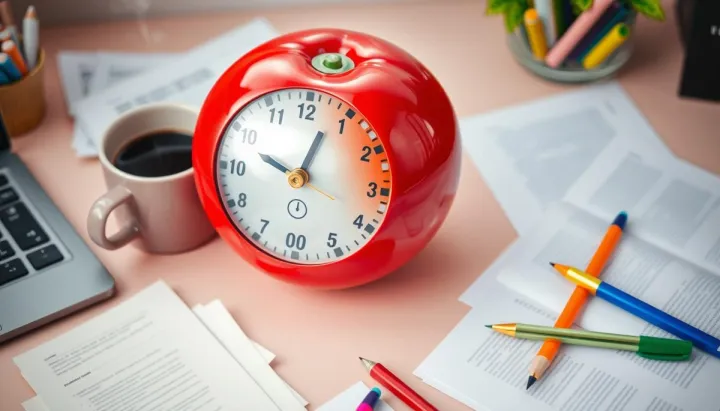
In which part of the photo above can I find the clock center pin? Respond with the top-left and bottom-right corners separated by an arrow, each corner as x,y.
287,168 -> 310,188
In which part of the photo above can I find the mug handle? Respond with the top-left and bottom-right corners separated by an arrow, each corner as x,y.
87,186 -> 141,250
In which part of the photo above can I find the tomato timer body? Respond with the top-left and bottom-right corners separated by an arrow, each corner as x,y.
193,28 -> 461,289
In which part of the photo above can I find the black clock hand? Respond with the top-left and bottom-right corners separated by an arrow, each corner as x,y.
300,131 -> 325,170
258,153 -> 290,173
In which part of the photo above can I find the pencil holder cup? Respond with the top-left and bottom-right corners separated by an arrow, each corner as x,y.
0,48 -> 47,137
508,12 -> 637,84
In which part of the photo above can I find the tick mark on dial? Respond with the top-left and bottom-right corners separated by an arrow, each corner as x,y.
240,115 -> 246,121
327,251 -> 331,258
316,253 -> 320,260
372,219 -> 380,224
336,102 -> 342,110
354,240 -> 359,245
318,95 -> 322,102
346,245 -> 351,251
327,97 -> 332,105
378,202 -> 388,214
361,234 -> 367,239
274,246 -> 277,252
283,249 -> 287,257
264,240 -> 268,246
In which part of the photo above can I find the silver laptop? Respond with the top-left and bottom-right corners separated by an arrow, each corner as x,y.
0,111 -> 115,344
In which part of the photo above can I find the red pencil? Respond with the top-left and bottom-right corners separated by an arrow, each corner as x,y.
359,357 -> 438,411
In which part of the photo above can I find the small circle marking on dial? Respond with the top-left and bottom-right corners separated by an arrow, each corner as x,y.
215,88 -> 392,264
287,199 -> 307,220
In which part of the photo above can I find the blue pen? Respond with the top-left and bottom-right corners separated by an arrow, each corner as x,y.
0,69 -> 9,85
0,52 -> 22,81
551,262 -> 720,358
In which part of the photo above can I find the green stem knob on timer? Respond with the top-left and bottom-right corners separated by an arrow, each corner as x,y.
323,54 -> 342,69
311,53 -> 355,74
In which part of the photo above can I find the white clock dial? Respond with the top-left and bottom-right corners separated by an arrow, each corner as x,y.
215,88 -> 393,264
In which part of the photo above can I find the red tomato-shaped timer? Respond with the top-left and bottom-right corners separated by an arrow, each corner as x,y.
193,28 -> 461,289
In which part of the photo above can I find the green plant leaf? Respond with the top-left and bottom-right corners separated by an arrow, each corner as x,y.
570,0 -> 593,13
631,0 -> 665,21
504,2 -> 526,33
486,0 -> 514,15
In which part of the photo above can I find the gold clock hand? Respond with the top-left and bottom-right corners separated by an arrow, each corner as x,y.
305,182 -> 336,201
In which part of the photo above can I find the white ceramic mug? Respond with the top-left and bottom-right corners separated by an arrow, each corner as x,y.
87,103 -> 216,254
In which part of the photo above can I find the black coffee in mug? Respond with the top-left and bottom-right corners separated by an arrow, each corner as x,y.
113,130 -> 192,178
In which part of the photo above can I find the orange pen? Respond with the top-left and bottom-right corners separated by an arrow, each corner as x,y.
526,210 -> 627,389
1,40 -> 27,75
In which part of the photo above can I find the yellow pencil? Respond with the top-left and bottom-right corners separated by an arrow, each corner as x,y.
582,23 -> 630,70
524,9 -> 548,60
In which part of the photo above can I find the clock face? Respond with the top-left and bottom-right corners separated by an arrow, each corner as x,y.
215,88 -> 392,264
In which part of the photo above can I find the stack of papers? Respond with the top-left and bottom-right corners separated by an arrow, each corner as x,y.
57,18 -> 278,158
58,51 -> 178,156
414,83 -> 720,410
13,280 -> 388,410
14,281 -> 307,410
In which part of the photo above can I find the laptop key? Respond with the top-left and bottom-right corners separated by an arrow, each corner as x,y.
0,187 -> 18,206
27,244 -> 63,270
0,258 -> 28,286
0,202 -> 49,250
0,240 -> 14,261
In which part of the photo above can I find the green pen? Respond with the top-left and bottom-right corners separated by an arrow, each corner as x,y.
487,322 -> 693,361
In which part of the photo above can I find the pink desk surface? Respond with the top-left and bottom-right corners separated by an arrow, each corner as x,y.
1,0 -> 719,410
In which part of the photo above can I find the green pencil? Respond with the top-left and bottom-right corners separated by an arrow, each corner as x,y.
487,322 -> 692,361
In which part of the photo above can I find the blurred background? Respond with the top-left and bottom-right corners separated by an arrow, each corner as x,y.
7,0 -> 430,25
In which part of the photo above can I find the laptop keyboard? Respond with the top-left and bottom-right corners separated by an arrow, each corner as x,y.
0,172 -> 65,286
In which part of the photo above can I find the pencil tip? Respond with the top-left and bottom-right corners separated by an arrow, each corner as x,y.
526,375 -> 537,389
484,324 -> 492,329
614,211 -> 628,230
549,262 -> 556,267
